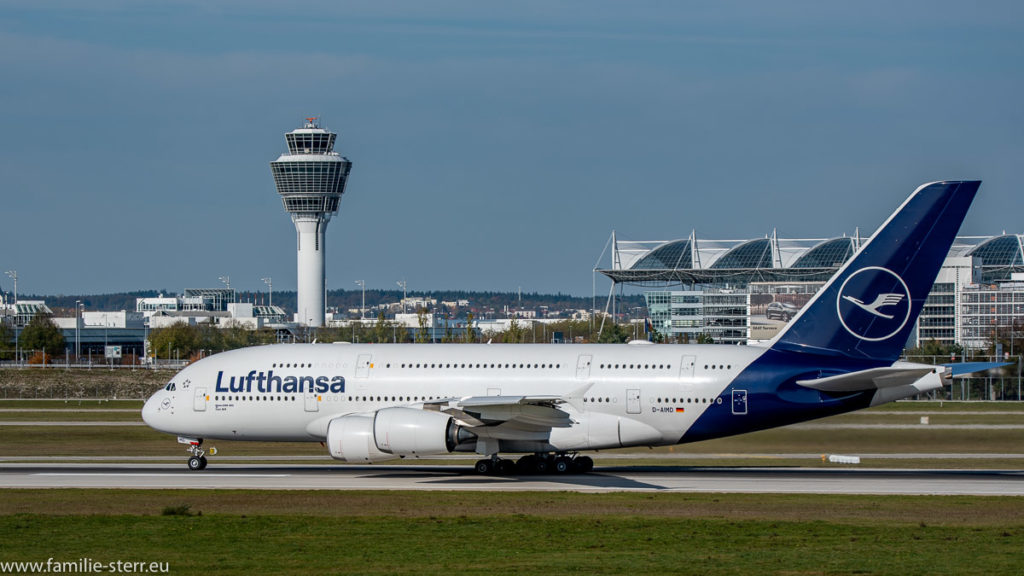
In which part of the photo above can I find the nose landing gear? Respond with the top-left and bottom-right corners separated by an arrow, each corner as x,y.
178,437 -> 212,471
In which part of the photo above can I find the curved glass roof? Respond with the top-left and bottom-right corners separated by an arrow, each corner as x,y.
792,238 -> 855,268
631,240 -> 691,270
711,239 -> 772,269
968,235 -> 1023,266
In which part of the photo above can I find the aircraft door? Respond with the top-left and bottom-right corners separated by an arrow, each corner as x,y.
193,388 -> 207,412
732,390 -> 748,415
305,390 -> 319,413
680,355 -> 696,379
356,354 -> 372,378
576,355 -> 592,379
626,389 -> 641,414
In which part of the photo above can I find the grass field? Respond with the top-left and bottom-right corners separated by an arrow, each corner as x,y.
1,491 -> 1022,575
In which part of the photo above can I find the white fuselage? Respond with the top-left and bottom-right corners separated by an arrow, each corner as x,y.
142,341 -> 766,453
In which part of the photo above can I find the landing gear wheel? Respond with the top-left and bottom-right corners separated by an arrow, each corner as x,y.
183,439 -> 208,471
516,455 -> 536,474
497,459 -> 516,475
474,459 -> 494,475
553,457 -> 570,474
533,457 -> 550,475
574,456 -> 594,473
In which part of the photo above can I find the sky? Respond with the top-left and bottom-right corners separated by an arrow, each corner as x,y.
1,1 -> 1022,299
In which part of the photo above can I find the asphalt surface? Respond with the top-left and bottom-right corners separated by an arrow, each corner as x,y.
2,463 -> 1022,495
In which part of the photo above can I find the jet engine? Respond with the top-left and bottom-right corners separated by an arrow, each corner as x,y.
373,407 -> 473,456
325,413 -> 398,463
326,408 -> 474,462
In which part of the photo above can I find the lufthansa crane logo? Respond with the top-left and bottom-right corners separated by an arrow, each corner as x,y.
836,267 -> 912,341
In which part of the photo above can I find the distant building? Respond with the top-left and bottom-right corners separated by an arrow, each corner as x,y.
602,233 -> 1024,349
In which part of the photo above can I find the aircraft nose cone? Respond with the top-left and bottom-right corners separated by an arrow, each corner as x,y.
141,396 -> 157,427
142,394 -> 171,431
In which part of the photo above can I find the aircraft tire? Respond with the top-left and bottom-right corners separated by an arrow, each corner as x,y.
187,456 -> 203,471
574,456 -> 594,473
553,457 -> 570,474
474,459 -> 493,475
515,455 -> 536,474
497,459 -> 516,475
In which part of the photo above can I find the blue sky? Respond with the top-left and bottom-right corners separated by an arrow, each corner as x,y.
1,1 -> 1022,298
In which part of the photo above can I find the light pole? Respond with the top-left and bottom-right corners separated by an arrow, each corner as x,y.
262,277 -> 273,307
219,276 -> 232,305
75,300 -> 81,360
5,270 -> 17,364
393,278 -> 405,313
355,280 -> 365,320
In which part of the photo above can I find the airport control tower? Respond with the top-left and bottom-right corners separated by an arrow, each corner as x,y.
270,118 -> 353,327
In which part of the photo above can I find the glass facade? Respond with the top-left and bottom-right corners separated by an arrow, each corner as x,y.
270,161 -> 351,200
792,238 -> 855,268
271,123 -> 352,216
960,283 -> 1024,349
633,240 -> 692,270
710,239 -> 772,269
968,235 -> 1024,282
643,290 -> 749,344
286,132 -> 336,155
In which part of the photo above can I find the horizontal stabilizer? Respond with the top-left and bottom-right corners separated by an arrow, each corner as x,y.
797,364 -> 941,393
943,362 -> 1012,377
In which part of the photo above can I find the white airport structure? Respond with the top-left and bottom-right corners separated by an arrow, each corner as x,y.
600,233 -> 1024,349
270,118 -> 353,327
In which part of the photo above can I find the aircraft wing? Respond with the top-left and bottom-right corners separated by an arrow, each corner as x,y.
796,364 -> 943,393
422,384 -> 592,439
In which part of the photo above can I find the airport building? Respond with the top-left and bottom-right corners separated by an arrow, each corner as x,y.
600,233 -> 1024,350
270,118 -> 353,327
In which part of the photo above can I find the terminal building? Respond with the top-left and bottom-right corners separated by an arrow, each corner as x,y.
599,233 -> 1024,350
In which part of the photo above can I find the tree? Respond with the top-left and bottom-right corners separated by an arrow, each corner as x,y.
464,312 -> 476,343
502,317 -> 526,343
415,309 -> 431,343
597,322 -> 629,344
149,321 -> 201,360
904,340 -> 964,363
0,322 -> 13,360
19,312 -> 65,354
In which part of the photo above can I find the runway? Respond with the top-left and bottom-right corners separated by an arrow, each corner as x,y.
2,463 -> 1022,495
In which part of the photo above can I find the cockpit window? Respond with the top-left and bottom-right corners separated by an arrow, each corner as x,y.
165,382 -> 176,391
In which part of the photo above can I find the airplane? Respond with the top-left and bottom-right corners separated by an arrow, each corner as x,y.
143,180 -> 985,474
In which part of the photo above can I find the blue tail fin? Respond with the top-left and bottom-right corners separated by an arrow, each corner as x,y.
770,180 -> 981,362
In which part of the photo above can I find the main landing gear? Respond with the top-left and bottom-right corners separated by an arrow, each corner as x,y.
473,453 -> 594,476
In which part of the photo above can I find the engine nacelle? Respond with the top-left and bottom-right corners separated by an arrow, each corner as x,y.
326,413 -> 398,463
373,407 -> 464,456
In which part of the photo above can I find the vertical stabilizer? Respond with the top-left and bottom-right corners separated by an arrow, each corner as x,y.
770,181 -> 980,362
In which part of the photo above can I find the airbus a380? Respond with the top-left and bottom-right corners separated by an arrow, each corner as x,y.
144,180 -> 983,474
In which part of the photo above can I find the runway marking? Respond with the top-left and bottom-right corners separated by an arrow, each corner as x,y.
0,421 -> 143,425
36,473 -> 291,478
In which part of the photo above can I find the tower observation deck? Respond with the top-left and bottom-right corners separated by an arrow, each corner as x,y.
270,118 -> 353,327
